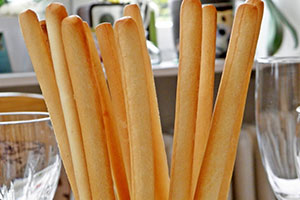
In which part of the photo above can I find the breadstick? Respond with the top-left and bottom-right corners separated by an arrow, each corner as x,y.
163,0 -> 202,198
18,10 -> 79,199
39,19 -> 60,183
123,5 -> 170,199
95,23 -> 131,190
61,16 -> 114,200
45,3 -> 91,199
39,20 -> 49,46
191,5 -> 216,198
217,1 -> 264,200
40,20 -> 47,31
115,17 -> 155,200
194,4 -> 258,200
83,22 -> 130,200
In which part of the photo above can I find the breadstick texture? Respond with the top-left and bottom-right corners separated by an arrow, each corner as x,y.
217,1 -> 264,200
192,5 -> 217,198
39,20 -> 49,45
45,3 -> 92,200
194,4 -> 258,200
62,16 -> 114,200
39,20 -> 47,31
168,0 -> 202,199
95,23 -> 131,191
115,17 -> 155,200
84,22 -> 130,200
19,10 -> 79,199
124,5 -> 170,199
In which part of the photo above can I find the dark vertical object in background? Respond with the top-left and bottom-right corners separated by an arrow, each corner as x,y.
169,0 -> 182,55
0,32 -> 12,73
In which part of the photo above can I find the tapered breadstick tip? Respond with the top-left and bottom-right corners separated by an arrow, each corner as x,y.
169,0 -> 202,198
39,20 -> 47,33
84,21 -> 130,200
39,20 -> 49,46
217,1 -> 263,200
19,9 -> 79,199
46,3 -> 93,199
195,3 -> 258,200
124,4 -> 139,12
62,14 -> 115,200
19,8 -> 35,19
115,16 -> 133,29
62,15 -> 82,28
115,16 -> 155,200
114,17 -> 136,40
191,4 -> 216,198
123,4 -> 140,22
96,21 -> 132,195
122,5 -> 170,199
46,2 -> 67,16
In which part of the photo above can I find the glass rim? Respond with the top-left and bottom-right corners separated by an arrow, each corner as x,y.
0,112 -> 50,125
256,56 -> 300,64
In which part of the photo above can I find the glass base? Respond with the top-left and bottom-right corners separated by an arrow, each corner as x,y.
265,163 -> 300,200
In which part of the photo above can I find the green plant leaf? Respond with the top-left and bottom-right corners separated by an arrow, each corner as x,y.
265,0 -> 283,55
267,12 -> 283,55
266,0 -> 299,49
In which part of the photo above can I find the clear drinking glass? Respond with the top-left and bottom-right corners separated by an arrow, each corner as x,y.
296,107 -> 300,177
255,57 -> 300,200
0,112 -> 61,200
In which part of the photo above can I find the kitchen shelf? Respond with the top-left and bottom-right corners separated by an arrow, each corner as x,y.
153,58 -> 225,77
0,72 -> 37,88
0,59 -> 226,88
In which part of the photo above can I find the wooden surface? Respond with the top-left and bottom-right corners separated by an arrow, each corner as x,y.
0,92 -> 47,112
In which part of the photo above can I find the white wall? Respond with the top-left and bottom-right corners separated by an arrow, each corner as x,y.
70,0 -> 95,14
256,0 -> 300,57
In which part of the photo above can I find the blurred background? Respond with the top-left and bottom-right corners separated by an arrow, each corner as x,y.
1,0 -> 300,73
1,0 -> 300,199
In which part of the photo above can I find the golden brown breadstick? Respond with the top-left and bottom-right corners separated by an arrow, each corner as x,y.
83,22 -> 130,200
45,3 -> 91,199
95,23 -> 131,190
39,20 -> 49,45
194,4 -> 258,200
115,17 -> 155,200
164,0 -> 202,198
124,5 -> 170,199
18,10 -> 79,199
61,16 -> 114,200
191,5 -> 217,198
39,20 -> 47,31
217,1 -> 264,200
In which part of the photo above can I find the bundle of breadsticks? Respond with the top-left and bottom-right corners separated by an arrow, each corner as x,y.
18,0 -> 263,199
